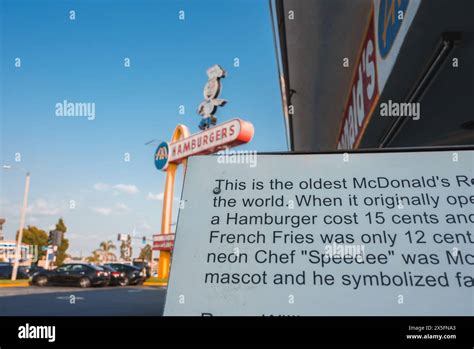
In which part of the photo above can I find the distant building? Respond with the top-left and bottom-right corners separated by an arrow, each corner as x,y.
63,256 -> 87,264
0,240 -> 33,265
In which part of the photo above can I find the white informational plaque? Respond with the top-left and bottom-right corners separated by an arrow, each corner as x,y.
164,150 -> 474,316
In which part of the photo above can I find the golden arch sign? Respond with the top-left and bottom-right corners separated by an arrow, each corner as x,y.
153,65 -> 254,280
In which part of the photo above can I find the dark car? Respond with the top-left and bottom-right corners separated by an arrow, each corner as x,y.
133,261 -> 151,278
31,263 -> 111,288
0,264 -> 30,279
23,264 -> 45,277
105,263 -> 146,286
100,264 -> 129,286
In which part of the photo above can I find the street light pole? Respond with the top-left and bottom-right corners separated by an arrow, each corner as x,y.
11,172 -> 31,281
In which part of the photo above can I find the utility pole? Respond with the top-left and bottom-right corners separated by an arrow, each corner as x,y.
11,172 -> 31,280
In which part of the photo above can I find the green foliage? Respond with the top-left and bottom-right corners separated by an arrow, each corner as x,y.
139,244 -> 152,262
54,218 -> 69,266
55,218 -> 67,233
16,225 -> 48,260
55,238 -> 69,266
13,219 -> 69,265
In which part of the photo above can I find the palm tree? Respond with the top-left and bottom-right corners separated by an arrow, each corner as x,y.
99,240 -> 117,263
86,251 -> 101,263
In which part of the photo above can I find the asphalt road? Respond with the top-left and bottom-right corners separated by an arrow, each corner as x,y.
0,286 -> 166,316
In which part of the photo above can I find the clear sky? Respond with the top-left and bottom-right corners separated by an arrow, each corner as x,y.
0,0 -> 286,258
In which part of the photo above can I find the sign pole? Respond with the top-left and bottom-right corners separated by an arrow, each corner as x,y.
157,125 -> 190,280
11,172 -> 30,281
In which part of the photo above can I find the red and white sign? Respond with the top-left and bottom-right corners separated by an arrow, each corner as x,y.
337,10 -> 379,150
168,118 -> 254,164
153,234 -> 175,251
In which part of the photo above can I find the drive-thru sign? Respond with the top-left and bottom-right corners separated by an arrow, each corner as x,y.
164,149 -> 474,315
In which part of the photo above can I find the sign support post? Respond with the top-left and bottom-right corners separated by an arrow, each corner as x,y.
157,125 -> 190,280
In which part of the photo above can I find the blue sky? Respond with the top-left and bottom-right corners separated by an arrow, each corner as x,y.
0,0 -> 286,258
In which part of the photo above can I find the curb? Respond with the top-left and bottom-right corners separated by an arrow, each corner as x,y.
143,282 -> 167,287
0,283 -> 29,288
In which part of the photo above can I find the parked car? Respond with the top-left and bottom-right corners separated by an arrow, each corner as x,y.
0,264 -> 30,279
133,261 -> 151,278
23,264 -> 45,277
30,263 -> 110,288
104,263 -> 146,286
100,264 -> 128,286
